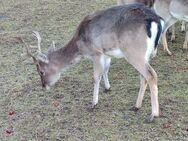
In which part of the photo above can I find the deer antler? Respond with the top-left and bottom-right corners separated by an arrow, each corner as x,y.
32,31 -> 49,63
32,31 -> 42,53
21,38 -> 37,63
52,41 -> 55,49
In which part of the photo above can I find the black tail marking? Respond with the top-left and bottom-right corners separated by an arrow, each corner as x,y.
154,22 -> 162,49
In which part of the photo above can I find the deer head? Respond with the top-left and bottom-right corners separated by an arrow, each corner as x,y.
25,31 -> 60,90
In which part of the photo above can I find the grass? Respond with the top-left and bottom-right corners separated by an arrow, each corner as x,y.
0,0 -> 188,140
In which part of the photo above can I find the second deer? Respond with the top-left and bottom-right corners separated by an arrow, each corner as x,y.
118,0 -> 188,55
154,0 -> 188,55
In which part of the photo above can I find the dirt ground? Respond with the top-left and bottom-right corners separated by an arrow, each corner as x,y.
0,0 -> 188,140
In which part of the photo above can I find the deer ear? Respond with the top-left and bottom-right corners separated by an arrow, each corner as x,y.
48,41 -> 56,54
37,53 -> 49,64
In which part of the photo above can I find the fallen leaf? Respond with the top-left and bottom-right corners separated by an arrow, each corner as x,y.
162,122 -> 171,129
8,111 -> 16,116
52,101 -> 60,107
5,129 -> 13,135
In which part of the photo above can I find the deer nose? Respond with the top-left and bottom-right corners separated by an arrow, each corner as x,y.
41,83 -> 50,91
42,83 -> 45,87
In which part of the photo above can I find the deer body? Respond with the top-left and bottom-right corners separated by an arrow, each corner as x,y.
154,0 -> 188,55
27,4 -> 164,122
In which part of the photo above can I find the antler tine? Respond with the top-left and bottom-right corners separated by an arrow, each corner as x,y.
21,38 -> 37,62
52,41 -> 55,49
32,31 -> 42,53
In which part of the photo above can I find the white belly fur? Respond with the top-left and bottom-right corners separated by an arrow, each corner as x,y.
105,49 -> 124,58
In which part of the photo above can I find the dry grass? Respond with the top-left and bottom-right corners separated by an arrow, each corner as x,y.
0,0 -> 188,140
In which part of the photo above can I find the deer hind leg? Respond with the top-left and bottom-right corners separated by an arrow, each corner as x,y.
145,64 -> 159,122
92,55 -> 105,107
135,75 -> 148,109
136,63 -> 158,122
103,57 -> 111,91
162,17 -> 178,55
170,25 -> 176,42
123,52 -> 159,121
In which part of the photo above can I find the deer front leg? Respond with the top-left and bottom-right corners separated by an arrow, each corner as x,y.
103,57 -> 111,91
92,56 -> 105,108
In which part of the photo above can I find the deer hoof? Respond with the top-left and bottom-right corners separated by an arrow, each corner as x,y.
144,114 -> 155,123
129,107 -> 140,112
167,51 -> 172,56
92,103 -> 97,109
86,102 -> 97,112
104,88 -> 111,93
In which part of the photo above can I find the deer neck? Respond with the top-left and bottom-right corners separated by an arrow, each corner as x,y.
49,37 -> 81,71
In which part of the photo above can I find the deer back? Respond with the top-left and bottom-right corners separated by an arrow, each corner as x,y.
75,4 -> 163,56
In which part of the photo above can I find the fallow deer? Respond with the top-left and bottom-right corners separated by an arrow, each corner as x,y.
25,4 -> 164,122
154,0 -> 188,55
118,0 -> 188,55
169,21 -> 187,43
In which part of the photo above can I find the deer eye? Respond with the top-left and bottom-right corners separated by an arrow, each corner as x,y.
36,64 -> 45,76
39,71 -> 45,76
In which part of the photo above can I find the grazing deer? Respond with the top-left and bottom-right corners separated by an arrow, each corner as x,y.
154,0 -> 188,55
25,4 -> 164,122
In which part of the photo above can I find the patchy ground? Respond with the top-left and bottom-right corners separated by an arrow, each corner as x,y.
0,0 -> 188,140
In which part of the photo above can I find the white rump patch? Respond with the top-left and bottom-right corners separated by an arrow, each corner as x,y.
160,19 -> 165,32
145,22 -> 158,62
